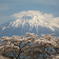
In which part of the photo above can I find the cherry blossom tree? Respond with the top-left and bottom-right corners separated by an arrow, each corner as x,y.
0,33 -> 59,59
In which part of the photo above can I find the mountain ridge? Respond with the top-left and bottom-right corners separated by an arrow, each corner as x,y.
0,10 -> 59,38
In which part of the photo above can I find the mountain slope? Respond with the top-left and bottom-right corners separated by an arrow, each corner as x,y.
0,10 -> 59,38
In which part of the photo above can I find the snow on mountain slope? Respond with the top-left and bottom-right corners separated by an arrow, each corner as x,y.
0,10 -> 59,38
2,10 -> 59,32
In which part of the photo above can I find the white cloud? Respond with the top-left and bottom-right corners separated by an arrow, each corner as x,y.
12,10 -> 59,31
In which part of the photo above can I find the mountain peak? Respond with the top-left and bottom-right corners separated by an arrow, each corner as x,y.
0,10 -> 59,38
1,10 -> 59,32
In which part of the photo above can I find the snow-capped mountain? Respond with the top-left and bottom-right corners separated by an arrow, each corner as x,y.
0,10 -> 59,38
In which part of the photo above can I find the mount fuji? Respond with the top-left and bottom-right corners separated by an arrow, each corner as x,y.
0,10 -> 59,38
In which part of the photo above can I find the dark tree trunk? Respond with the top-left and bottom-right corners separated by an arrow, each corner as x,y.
17,45 -> 21,59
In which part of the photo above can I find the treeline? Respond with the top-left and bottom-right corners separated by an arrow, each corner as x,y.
0,33 -> 59,59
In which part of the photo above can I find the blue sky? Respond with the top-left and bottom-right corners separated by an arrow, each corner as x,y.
0,0 -> 59,25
